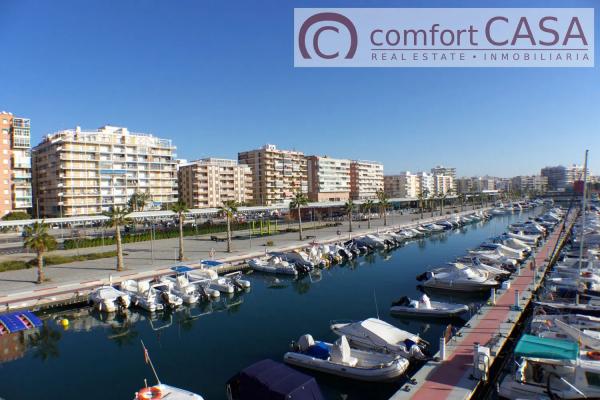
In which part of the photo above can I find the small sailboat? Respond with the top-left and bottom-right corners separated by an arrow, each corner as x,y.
134,341 -> 203,400
390,294 -> 469,319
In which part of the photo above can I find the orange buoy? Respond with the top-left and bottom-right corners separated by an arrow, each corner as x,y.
587,351 -> 600,361
137,386 -> 162,400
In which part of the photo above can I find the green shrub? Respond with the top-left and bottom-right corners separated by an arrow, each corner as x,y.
0,260 -> 30,272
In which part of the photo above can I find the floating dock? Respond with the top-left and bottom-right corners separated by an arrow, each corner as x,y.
390,213 -> 575,400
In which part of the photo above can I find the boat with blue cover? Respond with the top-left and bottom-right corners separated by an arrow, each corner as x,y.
0,311 -> 42,335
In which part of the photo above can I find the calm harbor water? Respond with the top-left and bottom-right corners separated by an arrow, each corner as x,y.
0,210 -> 539,400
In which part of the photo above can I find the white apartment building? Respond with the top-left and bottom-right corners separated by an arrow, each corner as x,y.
178,158 -> 253,208
32,125 -> 177,217
306,155 -> 351,202
384,172 -> 418,198
511,175 -> 548,194
350,160 -> 384,200
415,172 -> 435,197
434,174 -> 454,195
238,144 -> 308,206
431,165 -> 457,190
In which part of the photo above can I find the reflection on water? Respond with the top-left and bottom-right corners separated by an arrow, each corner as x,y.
0,210 -> 540,400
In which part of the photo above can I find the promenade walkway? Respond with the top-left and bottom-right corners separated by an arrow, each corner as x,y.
0,208 -> 473,310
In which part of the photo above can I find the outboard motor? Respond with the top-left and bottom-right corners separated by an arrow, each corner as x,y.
117,295 -> 128,312
160,291 -> 172,307
229,275 -> 244,291
391,296 -> 411,307
416,271 -> 434,281
197,284 -> 209,302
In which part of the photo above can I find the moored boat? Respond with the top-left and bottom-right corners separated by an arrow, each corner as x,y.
284,334 -> 409,382
390,295 -> 469,319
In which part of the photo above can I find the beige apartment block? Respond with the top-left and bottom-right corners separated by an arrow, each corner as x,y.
32,125 -> 177,217
350,160 -> 384,200
0,111 -> 32,216
384,172 -> 418,198
178,158 -> 253,208
306,155 -> 351,202
238,144 -> 307,206
434,174 -> 454,195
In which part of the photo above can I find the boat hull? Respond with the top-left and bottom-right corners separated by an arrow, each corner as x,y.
283,352 -> 407,382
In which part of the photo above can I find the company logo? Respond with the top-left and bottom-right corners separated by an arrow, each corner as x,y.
294,8 -> 594,67
298,12 -> 358,60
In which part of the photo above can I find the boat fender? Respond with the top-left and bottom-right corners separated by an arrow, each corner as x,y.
137,386 -> 162,400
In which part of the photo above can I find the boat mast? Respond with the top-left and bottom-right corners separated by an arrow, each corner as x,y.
577,150 -> 589,283
141,340 -> 161,385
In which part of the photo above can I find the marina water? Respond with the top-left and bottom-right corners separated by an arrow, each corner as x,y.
0,210 -> 539,399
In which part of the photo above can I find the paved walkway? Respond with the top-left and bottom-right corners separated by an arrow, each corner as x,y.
0,207 -> 477,309
393,215 -> 569,400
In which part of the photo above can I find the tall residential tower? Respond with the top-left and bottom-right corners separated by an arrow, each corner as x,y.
32,125 -> 177,217
0,111 -> 32,216
238,144 -> 307,205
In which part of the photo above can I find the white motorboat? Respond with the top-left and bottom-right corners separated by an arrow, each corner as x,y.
500,237 -> 532,253
90,286 -> 131,312
248,256 -> 298,276
498,335 -> 600,399
449,261 -> 510,281
284,334 -> 409,382
271,251 -> 314,271
155,285 -> 184,309
357,234 -> 387,249
160,274 -> 200,304
186,268 -> 227,296
390,294 -> 469,319
120,280 -> 164,312
467,249 -> 518,267
508,231 -> 540,245
481,243 -> 526,260
330,318 -> 428,360
534,317 -> 600,349
420,264 -> 499,292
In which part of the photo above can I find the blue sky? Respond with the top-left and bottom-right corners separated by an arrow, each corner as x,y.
0,0 -> 598,177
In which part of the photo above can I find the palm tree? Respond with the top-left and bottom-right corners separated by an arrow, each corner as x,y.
23,221 -> 57,284
171,200 -> 189,261
431,193 -> 437,217
104,206 -> 131,271
129,191 -> 152,212
362,199 -> 375,229
417,189 -> 427,219
344,200 -> 355,232
458,193 -> 466,212
289,191 -> 308,240
219,200 -> 238,253
376,190 -> 390,226
439,192 -> 448,215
